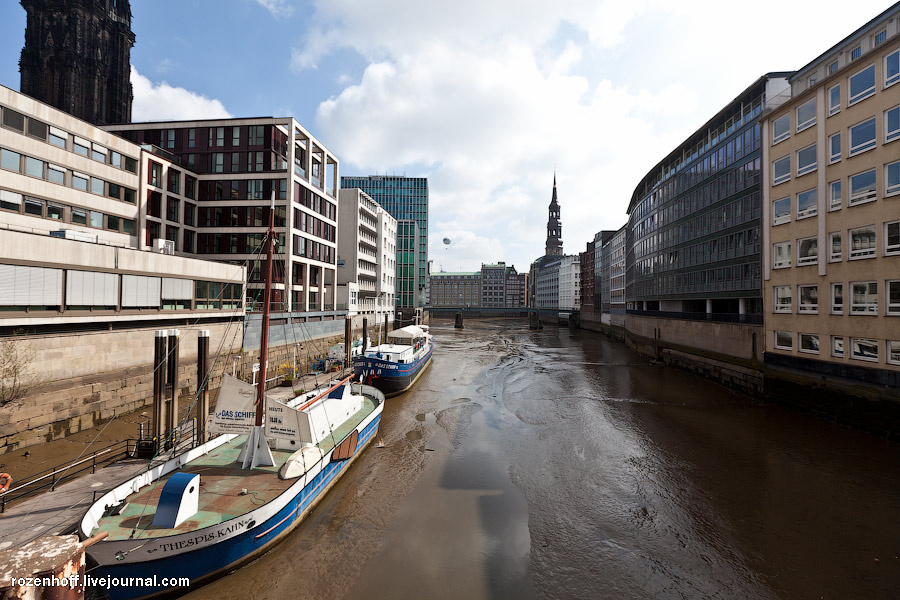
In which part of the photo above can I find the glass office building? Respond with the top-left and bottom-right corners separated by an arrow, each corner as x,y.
626,73 -> 792,322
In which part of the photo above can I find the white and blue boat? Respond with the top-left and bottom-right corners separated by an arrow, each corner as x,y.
353,325 -> 433,397
78,376 -> 383,600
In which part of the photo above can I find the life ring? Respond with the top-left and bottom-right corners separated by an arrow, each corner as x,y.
0,473 -> 11,493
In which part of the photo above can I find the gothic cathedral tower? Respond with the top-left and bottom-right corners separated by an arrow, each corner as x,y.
19,0 -> 135,125
545,174 -> 563,257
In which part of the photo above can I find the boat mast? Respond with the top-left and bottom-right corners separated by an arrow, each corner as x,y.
256,190 -> 275,426
239,190 -> 277,469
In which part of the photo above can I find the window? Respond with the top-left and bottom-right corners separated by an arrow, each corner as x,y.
168,169 -> 180,194
799,333 -> 819,354
849,226 -> 876,259
232,126 -> 240,146
108,183 -> 121,200
184,202 -> 195,227
167,198 -> 179,222
249,125 -> 264,145
886,221 -> 900,255
848,64 -> 875,104
2,108 -> 24,131
851,47 -> 861,61
47,164 -> 64,184
832,283 -> 843,314
889,341 -> 900,365
185,176 -> 196,200
886,106 -> 900,143
73,138 -> 89,157
123,219 -> 135,236
149,161 -> 162,187
92,144 -> 106,162
773,114 -> 790,144
211,153 -> 224,173
24,198 -> 42,216
875,29 -> 887,46
91,177 -> 104,195
110,151 -> 121,168
90,211 -> 103,228
24,156 -> 43,178
26,117 -> 47,139
124,156 -> 137,173
107,215 -> 120,231
886,160 -> 900,196
72,173 -> 88,191
773,197 -> 790,225
849,117 -> 877,155
851,281 -> 877,314
48,126 -> 66,148
797,189 -> 817,218
774,286 -> 792,313
188,128 -> 195,148
829,133 -> 841,163
797,236 -> 818,265
808,75 -> 818,87
774,331 -> 793,350
886,50 -> 899,88
209,127 -> 224,147
231,152 -> 240,172
123,188 -> 135,204
851,338 -> 878,362
796,99 -> 816,132
0,148 -> 19,171
798,285 -> 818,313
849,169 -> 877,205
47,203 -> 64,220
832,337 -> 845,358
773,156 -> 790,185
71,209 -> 87,225
828,60 -> 839,75
829,232 -> 842,262
888,280 -> 900,315
797,144 -> 817,175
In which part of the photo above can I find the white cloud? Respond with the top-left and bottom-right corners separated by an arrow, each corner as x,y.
131,67 -> 232,122
257,0 -> 294,18
295,0 -> 891,271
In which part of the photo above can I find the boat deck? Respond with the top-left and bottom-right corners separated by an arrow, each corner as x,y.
93,396 -> 378,541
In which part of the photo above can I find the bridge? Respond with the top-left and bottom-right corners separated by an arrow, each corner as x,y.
425,306 -> 577,325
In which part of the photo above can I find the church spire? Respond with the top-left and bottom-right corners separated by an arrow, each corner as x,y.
545,173 -> 563,257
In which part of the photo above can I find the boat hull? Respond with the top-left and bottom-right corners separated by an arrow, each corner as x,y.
353,344 -> 433,397
85,412 -> 381,600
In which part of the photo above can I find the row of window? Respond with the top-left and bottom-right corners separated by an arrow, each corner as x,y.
773,280 -> 900,316
772,51 -> 899,145
196,206 -> 286,229
0,146 -> 138,203
631,262 -> 762,299
773,160 -> 899,226
773,107 -> 899,186
198,178 -> 288,202
0,189 -> 136,235
146,192 -> 198,227
773,221 -> 899,267
773,331 -> 900,365
0,104 -> 138,173
146,160 -> 198,199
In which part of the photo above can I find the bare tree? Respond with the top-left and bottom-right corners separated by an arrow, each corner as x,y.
0,331 -> 36,406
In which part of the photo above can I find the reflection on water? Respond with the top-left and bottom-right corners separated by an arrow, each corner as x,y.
187,320 -> 900,600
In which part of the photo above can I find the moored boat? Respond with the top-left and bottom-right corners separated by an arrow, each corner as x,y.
352,325 -> 433,397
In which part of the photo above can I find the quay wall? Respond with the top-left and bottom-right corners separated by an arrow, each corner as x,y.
0,317 -> 363,455
623,314 -> 765,396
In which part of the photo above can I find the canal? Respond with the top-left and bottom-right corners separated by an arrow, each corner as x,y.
187,319 -> 900,599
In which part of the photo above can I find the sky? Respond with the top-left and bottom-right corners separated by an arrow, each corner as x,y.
0,0 -> 894,272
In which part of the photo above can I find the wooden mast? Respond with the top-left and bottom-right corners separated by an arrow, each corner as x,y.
255,190 -> 276,426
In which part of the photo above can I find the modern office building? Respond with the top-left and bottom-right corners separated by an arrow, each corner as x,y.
534,255 -> 580,310
20,0 -> 135,126
761,4 -> 900,375
341,175 -> 428,321
429,272 -> 480,307
626,73 -> 792,320
107,118 -> 340,314
0,85 -> 245,329
607,226 -> 627,321
336,188 -> 396,318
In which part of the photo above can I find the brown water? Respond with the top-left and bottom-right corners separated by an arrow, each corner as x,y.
184,319 -> 899,600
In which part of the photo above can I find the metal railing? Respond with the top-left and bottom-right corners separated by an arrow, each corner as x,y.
0,439 -> 136,513
626,309 -> 762,325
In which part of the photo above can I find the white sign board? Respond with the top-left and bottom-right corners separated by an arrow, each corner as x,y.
266,399 -> 312,443
207,374 -> 257,435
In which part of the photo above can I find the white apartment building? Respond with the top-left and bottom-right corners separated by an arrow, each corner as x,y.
336,188 -> 396,319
